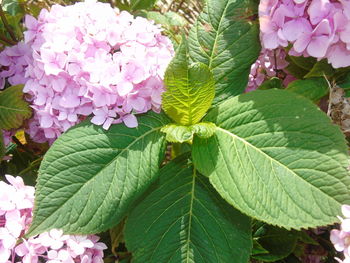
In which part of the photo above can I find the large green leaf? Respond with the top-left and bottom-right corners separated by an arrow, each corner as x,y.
0,85 -> 31,130
28,112 -> 170,236
188,0 -> 260,106
125,154 -> 252,263
163,39 -> 215,125
192,89 -> 350,229
286,78 -> 329,101
130,0 -> 157,10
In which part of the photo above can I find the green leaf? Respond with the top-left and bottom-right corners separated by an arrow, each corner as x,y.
252,240 -> 269,255
125,154 -> 252,263
338,72 -> 350,91
1,0 -> 23,16
0,85 -> 32,130
252,239 -> 269,256
140,11 -> 169,26
258,77 -> 283,90
296,231 -> 318,245
0,130 -> 4,160
191,122 -> 216,138
161,124 -> 194,143
130,0 -> 157,10
162,39 -> 215,125
285,58 -> 308,79
161,122 -> 216,143
28,111 -> 170,236
286,78 -> 329,101
188,0 -> 260,106
164,11 -> 187,27
288,56 -> 317,71
304,59 -> 335,79
252,225 -> 298,262
192,89 -> 350,229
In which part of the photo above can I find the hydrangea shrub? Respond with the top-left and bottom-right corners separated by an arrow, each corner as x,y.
1,0 -> 350,262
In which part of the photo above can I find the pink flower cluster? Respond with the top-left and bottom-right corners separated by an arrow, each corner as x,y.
246,48 -> 294,92
0,175 -> 107,263
0,0 -> 174,143
23,0 -> 173,141
331,205 -> 350,263
259,0 -> 350,68
0,43 -> 31,90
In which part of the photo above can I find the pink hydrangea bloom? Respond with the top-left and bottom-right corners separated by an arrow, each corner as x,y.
246,48 -> 292,92
0,175 -> 107,263
330,205 -> 350,263
0,42 -> 31,89
259,0 -> 350,68
18,0 -> 174,142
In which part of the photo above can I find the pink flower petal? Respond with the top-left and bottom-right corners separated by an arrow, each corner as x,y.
123,114 -> 138,128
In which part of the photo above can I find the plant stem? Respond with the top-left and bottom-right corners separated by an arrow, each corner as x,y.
17,157 -> 43,176
0,34 -> 16,45
0,5 -> 17,42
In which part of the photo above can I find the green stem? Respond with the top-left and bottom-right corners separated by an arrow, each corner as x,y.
0,34 -> 16,45
0,5 -> 17,42
17,157 -> 43,176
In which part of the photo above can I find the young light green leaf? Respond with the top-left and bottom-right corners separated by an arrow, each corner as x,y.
125,154 -> 252,263
161,124 -> 193,143
0,85 -> 32,130
192,89 -> 350,230
188,0 -> 260,106
161,122 -> 216,143
162,39 -> 215,125
130,0 -> 157,11
191,122 -> 216,138
28,111 -> 170,236
286,78 -> 329,101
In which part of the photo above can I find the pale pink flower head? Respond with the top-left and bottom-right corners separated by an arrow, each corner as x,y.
330,205 -> 350,262
259,0 -> 350,68
0,42 -> 31,88
0,175 -> 108,262
16,0 -> 174,143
